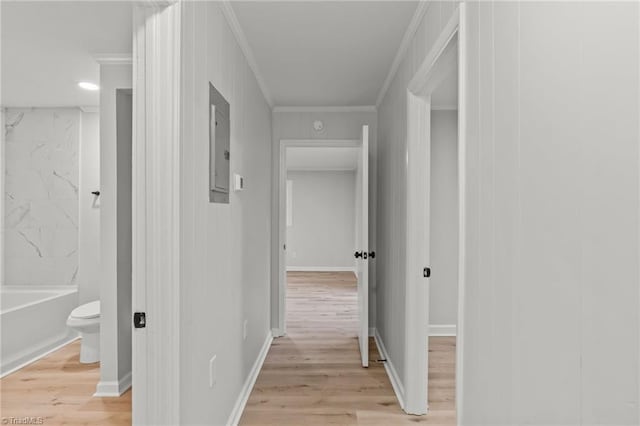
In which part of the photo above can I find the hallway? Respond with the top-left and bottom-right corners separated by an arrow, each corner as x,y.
240,272 -> 455,425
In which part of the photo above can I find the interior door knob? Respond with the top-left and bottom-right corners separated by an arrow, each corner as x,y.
354,251 -> 363,259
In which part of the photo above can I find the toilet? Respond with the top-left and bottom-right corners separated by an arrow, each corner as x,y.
67,301 -> 101,364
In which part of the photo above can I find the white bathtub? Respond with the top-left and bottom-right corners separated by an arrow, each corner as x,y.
1,286 -> 79,377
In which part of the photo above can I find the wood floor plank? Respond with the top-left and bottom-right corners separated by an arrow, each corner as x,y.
1,271 -> 455,425
0,341 -> 131,425
240,271 -> 456,425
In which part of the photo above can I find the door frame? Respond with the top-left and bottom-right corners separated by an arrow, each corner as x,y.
404,4 -> 466,418
132,1 -> 181,423
274,138 -> 361,336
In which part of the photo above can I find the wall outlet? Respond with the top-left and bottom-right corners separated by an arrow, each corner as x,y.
243,319 -> 248,340
209,355 -> 217,388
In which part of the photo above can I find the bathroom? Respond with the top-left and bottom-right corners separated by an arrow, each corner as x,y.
0,1 -> 134,421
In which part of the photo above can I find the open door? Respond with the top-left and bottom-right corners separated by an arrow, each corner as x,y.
355,125 -> 369,367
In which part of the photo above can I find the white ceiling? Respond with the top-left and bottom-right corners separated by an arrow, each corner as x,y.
1,1 -> 132,107
231,1 -> 418,107
287,146 -> 358,171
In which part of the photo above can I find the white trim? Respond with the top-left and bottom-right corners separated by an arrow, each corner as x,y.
429,324 -> 457,337
276,139 -> 362,335
94,371 -> 132,397
373,329 -> 405,410
286,266 -> 356,273
456,5 -> 467,422
273,106 -> 376,113
404,89 -> 431,416
93,53 -> 133,65
226,331 -> 274,426
221,1 -> 273,107
375,1 -> 430,107
368,327 -> 376,337
271,328 -> 285,338
0,335 -> 79,379
404,5 -> 465,417
638,4 -> 640,423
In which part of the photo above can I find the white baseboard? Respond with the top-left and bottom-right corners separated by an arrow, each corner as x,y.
373,329 -> 405,410
0,334 -> 79,379
271,328 -> 285,337
94,371 -> 132,397
429,324 -> 457,336
226,331 -> 274,426
286,266 -> 355,273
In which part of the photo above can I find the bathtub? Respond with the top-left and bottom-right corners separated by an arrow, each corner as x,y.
1,287 -> 79,377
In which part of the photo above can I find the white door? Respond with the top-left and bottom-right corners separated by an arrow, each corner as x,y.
356,125 -> 369,367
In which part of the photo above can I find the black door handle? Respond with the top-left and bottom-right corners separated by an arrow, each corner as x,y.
368,251 -> 376,259
354,251 -> 363,258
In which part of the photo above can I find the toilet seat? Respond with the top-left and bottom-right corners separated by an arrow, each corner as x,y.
70,301 -> 100,319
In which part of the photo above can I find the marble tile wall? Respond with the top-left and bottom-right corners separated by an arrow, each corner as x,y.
3,108 -> 80,286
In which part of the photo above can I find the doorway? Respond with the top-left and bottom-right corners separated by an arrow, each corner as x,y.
404,4 -> 466,418
276,128 -> 370,367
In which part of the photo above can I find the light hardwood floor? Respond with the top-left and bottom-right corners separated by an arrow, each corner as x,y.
0,340 -> 131,425
240,271 -> 456,425
0,272 -> 454,425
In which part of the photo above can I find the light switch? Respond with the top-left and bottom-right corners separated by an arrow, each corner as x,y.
234,174 -> 244,191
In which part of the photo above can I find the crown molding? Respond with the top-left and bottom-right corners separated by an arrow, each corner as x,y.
375,1 -> 430,107
93,53 -> 133,65
273,105 -> 377,113
221,1 -> 274,108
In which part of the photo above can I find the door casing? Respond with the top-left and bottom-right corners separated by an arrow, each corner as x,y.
275,139 -> 361,336
404,4 -> 467,419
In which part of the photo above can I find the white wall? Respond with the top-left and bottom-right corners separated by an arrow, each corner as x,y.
78,111 -> 100,303
460,2 -> 639,424
378,2 -> 639,424
376,0 -> 460,392
98,65 -> 132,395
429,110 -> 458,328
272,110 -> 377,326
3,107 -> 80,286
286,170 -> 355,270
180,2 -> 272,424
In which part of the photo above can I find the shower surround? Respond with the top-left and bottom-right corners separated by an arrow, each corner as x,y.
4,108 -> 80,286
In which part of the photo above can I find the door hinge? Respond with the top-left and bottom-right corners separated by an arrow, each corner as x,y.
133,312 -> 146,328
423,267 -> 431,278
